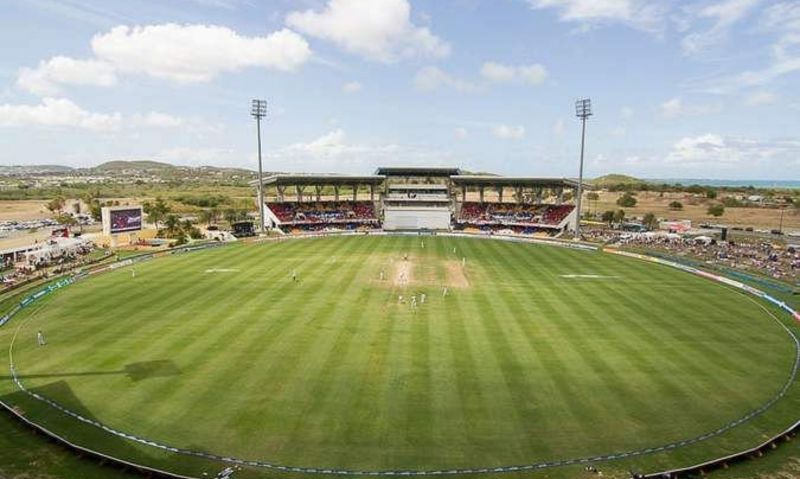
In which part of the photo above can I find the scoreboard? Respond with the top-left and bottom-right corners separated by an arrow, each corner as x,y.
102,206 -> 143,236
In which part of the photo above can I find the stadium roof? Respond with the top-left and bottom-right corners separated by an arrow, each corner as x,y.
375,166 -> 461,176
253,174 -> 385,187
450,175 -> 591,189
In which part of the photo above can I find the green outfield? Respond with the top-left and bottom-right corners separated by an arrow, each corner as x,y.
0,235 -> 798,479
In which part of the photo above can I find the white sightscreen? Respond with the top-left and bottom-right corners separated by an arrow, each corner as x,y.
383,207 -> 451,230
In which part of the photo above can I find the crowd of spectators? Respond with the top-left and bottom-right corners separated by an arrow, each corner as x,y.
598,231 -> 800,282
267,201 -> 378,224
2,238 -> 98,289
458,202 -> 574,226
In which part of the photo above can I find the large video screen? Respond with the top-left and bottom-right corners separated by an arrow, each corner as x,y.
109,208 -> 142,233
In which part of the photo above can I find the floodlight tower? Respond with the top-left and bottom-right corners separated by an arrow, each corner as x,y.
251,99 -> 267,234
574,98 -> 592,238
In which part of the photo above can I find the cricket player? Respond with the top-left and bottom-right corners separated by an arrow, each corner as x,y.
37,330 -> 46,346
131,268 -> 136,279
462,257 -> 466,267
442,286 -> 448,297
380,269 -> 385,281
292,269 -> 297,282
421,293 -> 426,304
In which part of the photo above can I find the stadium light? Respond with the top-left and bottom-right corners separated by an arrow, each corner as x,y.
251,99 -> 268,234
574,98 -> 592,238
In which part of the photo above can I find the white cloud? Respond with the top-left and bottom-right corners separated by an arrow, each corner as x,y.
17,56 -> 117,96
154,146 -> 238,166
697,3 -> 800,92
91,24 -> 311,82
0,98 -> 206,134
280,129 -> 398,171
526,0 -> 667,33
0,97 -> 121,131
665,133 -> 800,167
131,111 -> 186,128
680,0 -> 761,55
610,126 -> 626,137
454,127 -> 468,139
286,0 -> 449,62
660,97 -> 720,118
552,119 -> 565,136
620,106 -> 634,120
271,129 -> 454,173
342,81 -> 362,93
480,62 -> 548,85
745,90 -> 777,106
493,124 -> 526,139
413,66 -> 477,92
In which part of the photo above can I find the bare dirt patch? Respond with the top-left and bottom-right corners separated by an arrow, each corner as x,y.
0,200 -> 50,221
445,260 -> 470,288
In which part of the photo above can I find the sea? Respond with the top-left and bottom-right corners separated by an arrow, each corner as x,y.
649,178 -> 800,189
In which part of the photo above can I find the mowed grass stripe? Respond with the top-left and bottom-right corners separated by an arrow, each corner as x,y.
491,241 -> 656,453
456,238 -> 544,462
5,236 -> 797,475
544,248 -> 764,431
157,237 -> 369,445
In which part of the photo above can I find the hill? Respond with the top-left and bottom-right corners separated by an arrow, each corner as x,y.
0,165 -> 76,176
93,160 -> 176,172
590,174 -> 645,187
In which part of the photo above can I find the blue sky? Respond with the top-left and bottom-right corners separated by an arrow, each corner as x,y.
1,0 -> 799,179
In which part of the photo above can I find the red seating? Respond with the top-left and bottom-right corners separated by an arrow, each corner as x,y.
266,202 -> 378,224
458,202 -> 573,226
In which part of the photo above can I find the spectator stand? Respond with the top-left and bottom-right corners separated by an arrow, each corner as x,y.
257,173 -> 384,233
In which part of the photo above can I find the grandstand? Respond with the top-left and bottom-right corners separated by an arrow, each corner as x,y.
254,168 -> 584,235
258,174 -> 383,233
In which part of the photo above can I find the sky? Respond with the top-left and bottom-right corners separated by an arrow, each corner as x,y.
0,0 -> 799,180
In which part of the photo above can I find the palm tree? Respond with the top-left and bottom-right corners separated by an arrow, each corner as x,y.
164,214 -> 181,238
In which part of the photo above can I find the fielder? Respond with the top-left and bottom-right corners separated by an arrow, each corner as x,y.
37,330 -> 46,346
292,269 -> 297,282
442,286 -> 448,297
131,268 -> 136,279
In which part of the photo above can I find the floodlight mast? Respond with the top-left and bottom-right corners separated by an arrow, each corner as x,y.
251,99 -> 267,234
574,98 -> 592,238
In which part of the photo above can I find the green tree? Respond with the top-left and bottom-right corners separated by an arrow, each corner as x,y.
54,213 -> 77,228
706,189 -> 718,199
601,210 -> 616,225
668,200 -> 683,210
223,208 -> 243,225
82,188 -> 103,221
163,214 -> 181,237
586,192 -> 599,201
642,212 -> 659,230
45,196 -> 65,215
616,193 -> 637,208
197,209 -> 214,225
613,209 -> 626,224
143,197 -> 170,230
707,204 -> 725,217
